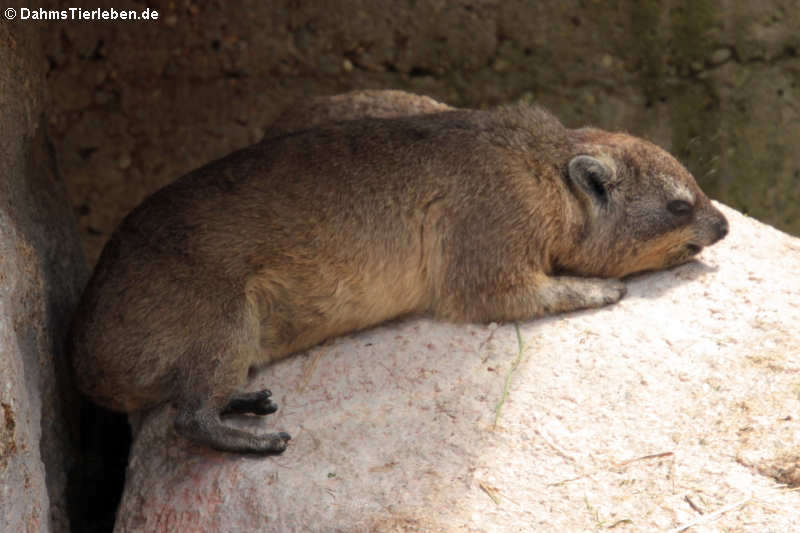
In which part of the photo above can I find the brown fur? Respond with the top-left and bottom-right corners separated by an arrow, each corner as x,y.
69,91 -> 728,454
268,89 -> 453,135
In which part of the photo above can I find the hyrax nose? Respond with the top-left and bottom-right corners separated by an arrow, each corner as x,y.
712,214 -> 729,243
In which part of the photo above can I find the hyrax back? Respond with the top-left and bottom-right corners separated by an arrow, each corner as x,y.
268,89 -> 453,135
70,92 -> 728,454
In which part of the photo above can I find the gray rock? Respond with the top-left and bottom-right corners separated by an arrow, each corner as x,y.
0,25 -> 88,533
114,204 -> 800,532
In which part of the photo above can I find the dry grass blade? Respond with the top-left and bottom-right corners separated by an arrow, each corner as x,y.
478,481 -> 501,505
666,493 -> 752,533
548,452 -> 674,486
493,323 -> 524,429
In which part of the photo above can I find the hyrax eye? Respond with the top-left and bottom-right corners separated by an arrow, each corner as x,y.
667,199 -> 692,216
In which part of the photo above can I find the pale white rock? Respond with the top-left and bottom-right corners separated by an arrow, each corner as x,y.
115,204 -> 800,532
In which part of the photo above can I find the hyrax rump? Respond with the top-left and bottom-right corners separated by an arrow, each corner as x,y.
70,92 -> 728,455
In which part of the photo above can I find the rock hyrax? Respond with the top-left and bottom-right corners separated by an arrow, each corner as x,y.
70,91 -> 728,454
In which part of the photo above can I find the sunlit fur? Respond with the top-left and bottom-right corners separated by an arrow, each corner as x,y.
69,91 -> 727,453
552,129 -> 727,279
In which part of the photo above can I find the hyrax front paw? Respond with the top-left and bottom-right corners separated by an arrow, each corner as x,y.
584,278 -> 627,307
535,276 -> 627,316
539,275 -> 628,315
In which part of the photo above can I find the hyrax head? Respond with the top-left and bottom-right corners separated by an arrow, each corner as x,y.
562,129 -> 728,278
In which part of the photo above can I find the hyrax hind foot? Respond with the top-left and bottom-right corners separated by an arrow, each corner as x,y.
223,389 -> 278,416
175,404 -> 291,455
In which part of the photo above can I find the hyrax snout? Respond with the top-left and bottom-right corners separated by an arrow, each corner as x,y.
69,91 -> 728,454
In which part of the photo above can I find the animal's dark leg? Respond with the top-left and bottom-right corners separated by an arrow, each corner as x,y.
222,389 -> 278,416
174,403 -> 290,455
171,293 -> 291,454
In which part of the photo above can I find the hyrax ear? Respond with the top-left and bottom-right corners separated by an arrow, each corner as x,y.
568,155 -> 612,204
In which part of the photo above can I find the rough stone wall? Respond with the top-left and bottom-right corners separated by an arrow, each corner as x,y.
36,0 -> 800,264
0,22 -> 88,533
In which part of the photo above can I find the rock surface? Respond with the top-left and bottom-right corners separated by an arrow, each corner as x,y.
114,204 -> 800,532
0,24 -> 88,533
